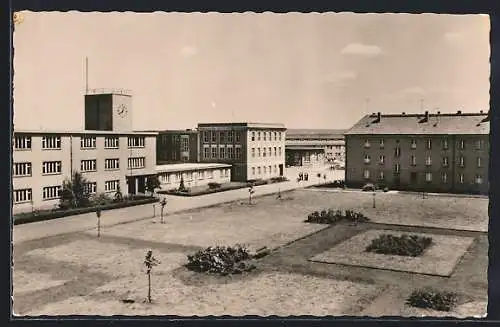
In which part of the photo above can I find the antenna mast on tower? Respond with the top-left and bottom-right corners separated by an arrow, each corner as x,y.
85,57 -> 89,94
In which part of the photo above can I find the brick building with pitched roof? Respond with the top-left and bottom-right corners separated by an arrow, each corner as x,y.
344,110 -> 490,194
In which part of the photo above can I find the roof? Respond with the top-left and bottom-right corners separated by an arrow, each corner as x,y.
156,163 -> 232,173
14,129 -> 158,136
197,122 -> 286,130
286,140 -> 345,146
344,112 -> 490,136
286,129 -> 346,139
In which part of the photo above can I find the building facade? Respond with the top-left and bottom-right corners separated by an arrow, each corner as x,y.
196,123 -> 287,182
12,131 -> 157,213
156,129 -> 199,164
345,111 -> 489,194
285,129 -> 345,167
156,163 -> 231,190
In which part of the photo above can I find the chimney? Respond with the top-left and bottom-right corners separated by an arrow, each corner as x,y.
425,110 -> 429,121
480,110 -> 484,114
377,112 -> 381,122
402,112 -> 406,115
457,110 -> 462,115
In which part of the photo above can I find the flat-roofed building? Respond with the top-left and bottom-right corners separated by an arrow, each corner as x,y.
285,129 -> 345,167
156,129 -> 199,164
344,110 -> 489,194
156,163 -> 231,190
197,123 -> 287,182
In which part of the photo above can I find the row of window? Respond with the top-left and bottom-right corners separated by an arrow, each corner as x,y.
203,131 -> 242,143
13,135 -> 146,150
13,157 -> 145,177
363,155 -> 484,168
13,180 -> 120,204
251,165 -> 279,176
364,138 -> 485,151
251,131 -> 283,142
158,169 -> 231,184
362,170 -> 484,184
251,147 -> 283,158
203,147 -> 242,160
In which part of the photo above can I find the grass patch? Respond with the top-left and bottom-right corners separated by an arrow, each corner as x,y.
365,234 -> 433,257
406,288 -> 459,312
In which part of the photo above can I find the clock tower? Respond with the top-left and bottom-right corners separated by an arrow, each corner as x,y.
84,89 -> 133,132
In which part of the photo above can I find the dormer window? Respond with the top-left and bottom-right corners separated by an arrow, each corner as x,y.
379,139 -> 384,148
410,139 -> 417,149
364,139 -> 371,148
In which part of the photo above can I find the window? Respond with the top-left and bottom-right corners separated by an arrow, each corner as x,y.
14,135 -> 32,150
263,132 -> 267,141
441,172 -> 448,183
364,154 -> 371,164
268,165 -> 272,174
42,136 -> 61,149
252,167 -> 256,176
459,139 -> 466,150
274,165 -> 277,173
128,157 -> 145,169
80,136 -> 97,149
211,132 -> 217,143
104,136 -> 119,149
364,139 -> 371,148
128,136 -> 145,148
274,132 -> 277,141
43,186 -> 61,200
476,139 -> 484,150
219,132 -> 225,143
203,132 -> 210,143
228,131 -> 234,143
206,170 -> 213,179
186,172 -> 193,181
442,138 -> 449,150
394,163 -> 400,173
379,139 -> 385,148
264,166 -> 267,174
425,156 -> 432,166
475,174 -> 483,184
442,157 -> 449,167
263,147 -> 266,157
251,132 -> 255,141
211,147 -> 218,159
394,147 -> 401,157
426,139 -> 432,150
425,172 -> 433,182
379,155 -> 385,165
226,147 -> 233,159
204,147 -> 210,159
220,147 -> 226,159
13,189 -> 32,204
459,173 -> 465,184
258,132 -> 261,141
235,132 -> 241,142
378,171 -> 384,180
84,182 -> 97,195
251,148 -> 255,158
279,147 -> 282,156
268,147 -> 272,157
274,147 -> 277,156
258,166 -> 261,174
459,156 -> 465,167
13,162 -> 32,177
81,159 -> 97,172
42,161 -> 62,175
180,137 -> 189,152
258,148 -> 261,157
410,155 -> 416,166
279,132 -> 282,141
235,147 -> 241,159
363,169 -> 370,179
411,139 -> 417,149
105,158 -> 120,170
477,157 -> 482,168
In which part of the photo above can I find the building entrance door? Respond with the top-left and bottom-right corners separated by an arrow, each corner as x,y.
279,164 -> 284,176
127,177 -> 136,195
410,172 -> 418,184
138,177 -> 146,194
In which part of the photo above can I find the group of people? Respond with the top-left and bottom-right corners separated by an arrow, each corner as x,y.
297,172 -> 309,181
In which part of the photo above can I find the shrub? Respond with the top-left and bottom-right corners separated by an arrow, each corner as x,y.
365,234 -> 433,257
208,182 -> 222,190
305,209 -> 369,224
270,176 -> 288,183
59,171 -> 91,209
406,288 -> 458,312
186,245 -> 256,275
89,192 -> 113,206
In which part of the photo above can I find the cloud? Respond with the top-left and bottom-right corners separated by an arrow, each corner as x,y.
401,87 -> 426,96
340,43 -> 383,57
323,71 -> 358,85
443,32 -> 463,45
180,46 -> 197,57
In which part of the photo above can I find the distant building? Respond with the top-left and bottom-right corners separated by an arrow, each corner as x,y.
197,123 -> 287,182
156,129 -> 199,164
12,88 -> 158,214
156,163 -> 231,190
285,129 -> 345,167
344,110 -> 489,194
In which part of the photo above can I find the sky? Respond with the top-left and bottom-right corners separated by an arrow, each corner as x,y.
13,12 -> 490,131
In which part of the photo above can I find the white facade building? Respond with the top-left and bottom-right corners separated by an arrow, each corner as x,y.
156,163 -> 232,190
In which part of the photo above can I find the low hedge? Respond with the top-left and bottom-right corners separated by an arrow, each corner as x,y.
314,180 -> 346,189
186,245 -> 256,275
13,196 -> 159,225
406,288 -> 458,312
365,233 -> 433,257
305,209 -> 369,224
158,184 -> 248,197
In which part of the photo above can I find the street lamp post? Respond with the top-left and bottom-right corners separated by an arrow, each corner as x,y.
160,198 -> 167,224
372,192 -> 376,208
96,208 -> 102,238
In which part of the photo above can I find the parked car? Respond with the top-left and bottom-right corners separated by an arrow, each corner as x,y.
362,183 -> 376,192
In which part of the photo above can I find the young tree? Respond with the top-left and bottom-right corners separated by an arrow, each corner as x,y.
114,184 -> 123,202
59,171 -> 90,209
248,184 -> 255,205
144,250 -> 160,303
160,198 -> 167,224
178,176 -> 186,192
146,175 -> 161,195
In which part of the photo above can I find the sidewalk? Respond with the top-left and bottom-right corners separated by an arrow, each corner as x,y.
13,168 -> 345,244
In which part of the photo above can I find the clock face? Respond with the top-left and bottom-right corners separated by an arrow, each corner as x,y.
117,104 -> 128,118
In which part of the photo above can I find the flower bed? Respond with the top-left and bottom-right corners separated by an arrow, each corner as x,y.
305,209 -> 369,224
13,196 -> 158,225
406,288 -> 459,312
186,245 -> 257,275
158,183 -> 247,197
365,234 -> 433,257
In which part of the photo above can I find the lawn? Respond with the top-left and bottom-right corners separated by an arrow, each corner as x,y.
310,230 -> 475,276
